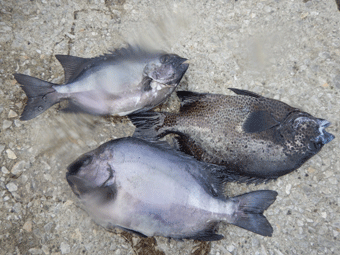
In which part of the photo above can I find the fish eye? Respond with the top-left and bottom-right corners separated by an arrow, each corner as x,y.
160,54 -> 170,64
67,155 -> 92,175
82,155 -> 92,166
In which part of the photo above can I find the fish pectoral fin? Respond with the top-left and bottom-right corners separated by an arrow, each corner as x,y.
243,110 -> 280,133
228,88 -> 262,98
55,55 -> 91,84
185,223 -> 224,241
176,91 -> 207,108
119,227 -> 148,238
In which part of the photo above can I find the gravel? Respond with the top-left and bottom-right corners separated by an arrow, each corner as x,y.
0,0 -> 339,254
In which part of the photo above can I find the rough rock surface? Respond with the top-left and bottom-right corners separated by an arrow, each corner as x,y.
1,0 -> 339,254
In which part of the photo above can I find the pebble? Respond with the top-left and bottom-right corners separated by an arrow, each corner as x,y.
0,144 -> 5,154
6,182 -> 18,192
11,160 -> 27,176
6,149 -> 17,159
41,245 -> 49,255
1,166 -> 10,175
14,119 -> 22,127
8,109 -> 18,118
2,120 -> 12,130
28,248 -> 42,254
60,242 -> 70,254
286,184 -> 292,195
333,74 -> 340,89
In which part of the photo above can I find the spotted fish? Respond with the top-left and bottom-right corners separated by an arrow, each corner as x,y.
129,89 -> 335,183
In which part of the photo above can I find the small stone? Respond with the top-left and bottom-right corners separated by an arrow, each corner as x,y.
15,102 -> 23,109
307,167 -> 316,174
28,248 -> 42,254
23,221 -> 33,232
41,245 -> 50,255
14,119 -> 22,127
11,160 -> 27,175
333,74 -> 340,89
60,242 -> 70,254
227,245 -> 235,252
1,166 -> 10,174
321,212 -> 327,218
0,144 -> 5,153
6,149 -> 17,159
62,200 -> 73,208
286,184 -> 292,195
6,182 -> 18,192
8,110 -> 18,118
2,120 -> 12,129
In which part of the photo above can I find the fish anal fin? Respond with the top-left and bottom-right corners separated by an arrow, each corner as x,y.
55,55 -> 91,84
229,88 -> 261,98
185,223 -> 223,241
60,101 -> 91,114
119,227 -> 148,238
243,110 -> 280,133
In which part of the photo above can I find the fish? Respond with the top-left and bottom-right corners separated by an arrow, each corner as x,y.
66,137 -> 278,240
129,89 -> 335,183
13,45 -> 189,120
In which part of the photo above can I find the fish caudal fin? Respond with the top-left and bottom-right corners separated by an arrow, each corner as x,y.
128,111 -> 168,140
14,73 -> 60,120
231,190 -> 278,237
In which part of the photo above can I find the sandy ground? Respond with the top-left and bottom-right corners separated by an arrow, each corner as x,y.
1,0 -> 339,254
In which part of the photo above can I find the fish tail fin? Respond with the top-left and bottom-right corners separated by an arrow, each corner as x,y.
14,73 -> 61,120
230,190 -> 278,237
128,111 -> 170,140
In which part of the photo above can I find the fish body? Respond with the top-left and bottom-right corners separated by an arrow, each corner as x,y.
66,137 -> 277,240
129,89 -> 335,183
14,45 -> 189,120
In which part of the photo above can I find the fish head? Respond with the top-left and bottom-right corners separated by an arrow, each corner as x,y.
279,112 -> 335,155
143,54 -> 189,86
66,146 -> 116,202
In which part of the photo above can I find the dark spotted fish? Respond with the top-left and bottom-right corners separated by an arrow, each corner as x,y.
66,137 -> 278,240
14,45 -> 188,120
129,89 -> 335,183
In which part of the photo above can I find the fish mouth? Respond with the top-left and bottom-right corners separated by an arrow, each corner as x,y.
314,119 -> 335,145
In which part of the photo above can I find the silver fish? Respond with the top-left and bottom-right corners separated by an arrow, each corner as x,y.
14,45 -> 189,120
66,137 -> 277,240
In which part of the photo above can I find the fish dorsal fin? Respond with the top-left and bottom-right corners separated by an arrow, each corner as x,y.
176,91 -> 207,107
55,45 -> 157,84
229,88 -> 262,98
55,55 -> 92,84
243,110 -> 280,133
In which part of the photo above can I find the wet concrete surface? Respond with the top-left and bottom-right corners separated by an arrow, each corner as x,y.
0,0 -> 339,254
